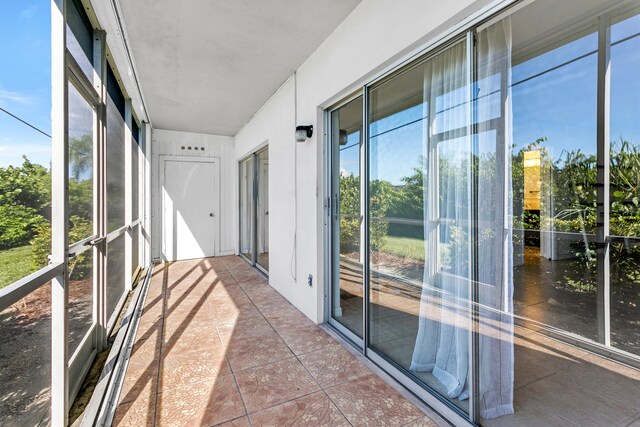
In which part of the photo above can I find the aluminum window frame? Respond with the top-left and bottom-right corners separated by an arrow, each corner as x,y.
238,147 -> 270,275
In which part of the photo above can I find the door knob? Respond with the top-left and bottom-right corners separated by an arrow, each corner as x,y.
209,213 -> 215,217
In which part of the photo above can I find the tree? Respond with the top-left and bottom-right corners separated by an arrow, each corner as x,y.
69,134 -> 92,181
0,157 -> 50,249
0,156 -> 50,216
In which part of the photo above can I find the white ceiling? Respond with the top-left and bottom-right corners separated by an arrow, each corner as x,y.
119,0 -> 362,136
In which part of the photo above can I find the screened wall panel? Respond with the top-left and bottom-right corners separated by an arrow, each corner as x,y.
68,251 -> 94,356
132,224 -> 140,275
66,81 -> 96,360
66,0 -> 93,80
0,283 -> 52,426
132,120 -> 140,223
106,233 -> 126,325
106,66 -> 126,233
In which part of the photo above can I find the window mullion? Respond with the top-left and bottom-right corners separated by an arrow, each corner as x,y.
596,15 -> 611,347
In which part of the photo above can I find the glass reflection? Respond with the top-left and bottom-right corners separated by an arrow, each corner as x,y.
256,149 -> 269,271
239,157 -> 254,261
331,97 -> 363,337
68,83 -> 94,243
368,39 -> 473,414
510,3 -> 599,340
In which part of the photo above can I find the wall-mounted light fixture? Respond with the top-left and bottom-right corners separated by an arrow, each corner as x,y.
295,125 -> 313,142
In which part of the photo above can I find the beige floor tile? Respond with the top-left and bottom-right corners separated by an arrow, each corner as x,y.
159,348 -> 231,390
155,374 -> 245,427
214,416 -> 251,426
404,416 -> 439,427
230,269 -> 265,283
235,358 -> 320,413
277,325 -> 336,356
325,373 -> 423,426
225,333 -> 294,371
216,315 -> 276,342
264,308 -> 316,332
128,330 -> 163,364
211,300 -> 262,323
121,257 -> 438,427
113,392 -> 156,427
249,391 -> 349,426
118,358 -> 159,405
298,343 -> 371,388
161,336 -> 223,360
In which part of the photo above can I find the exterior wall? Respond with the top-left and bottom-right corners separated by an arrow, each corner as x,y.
151,129 -> 236,260
234,0 -> 500,323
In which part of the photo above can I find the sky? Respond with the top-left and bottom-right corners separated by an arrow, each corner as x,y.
341,14 -> 640,186
0,1 -> 51,169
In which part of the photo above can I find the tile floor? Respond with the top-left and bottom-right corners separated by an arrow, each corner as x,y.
113,256 -> 439,427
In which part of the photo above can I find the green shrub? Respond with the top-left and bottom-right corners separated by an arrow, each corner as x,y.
30,220 -> 52,269
0,204 -> 44,249
31,216 -> 93,269
0,157 -> 50,215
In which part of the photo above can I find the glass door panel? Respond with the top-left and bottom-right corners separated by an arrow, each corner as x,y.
256,149 -> 269,272
239,157 -> 254,261
508,2 -> 599,340
368,39 -> 472,415
67,82 -> 96,358
609,11 -> 640,355
330,96 -> 364,338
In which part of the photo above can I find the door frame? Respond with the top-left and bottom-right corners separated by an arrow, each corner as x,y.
325,93 -> 366,349
238,147 -> 269,275
159,155 -> 220,262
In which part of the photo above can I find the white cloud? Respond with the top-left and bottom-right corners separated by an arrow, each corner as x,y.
0,89 -> 33,107
20,5 -> 39,19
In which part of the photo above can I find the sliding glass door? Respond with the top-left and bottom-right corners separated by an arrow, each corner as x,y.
239,157 -> 254,262
239,147 -> 269,273
329,96 -> 364,339
329,1 -> 640,424
368,36 -> 476,417
256,149 -> 269,271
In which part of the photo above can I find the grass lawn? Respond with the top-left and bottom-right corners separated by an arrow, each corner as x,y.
381,235 -> 426,261
0,245 -> 35,289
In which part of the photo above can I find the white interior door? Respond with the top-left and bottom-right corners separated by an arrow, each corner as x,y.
162,159 -> 218,261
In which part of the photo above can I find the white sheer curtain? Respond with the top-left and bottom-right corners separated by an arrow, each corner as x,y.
411,18 -> 514,419
476,16 -> 514,419
409,39 -> 472,400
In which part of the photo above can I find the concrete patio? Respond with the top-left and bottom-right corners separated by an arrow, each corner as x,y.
113,256 -> 441,426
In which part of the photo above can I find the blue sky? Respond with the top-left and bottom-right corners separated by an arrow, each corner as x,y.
0,1 -> 51,169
